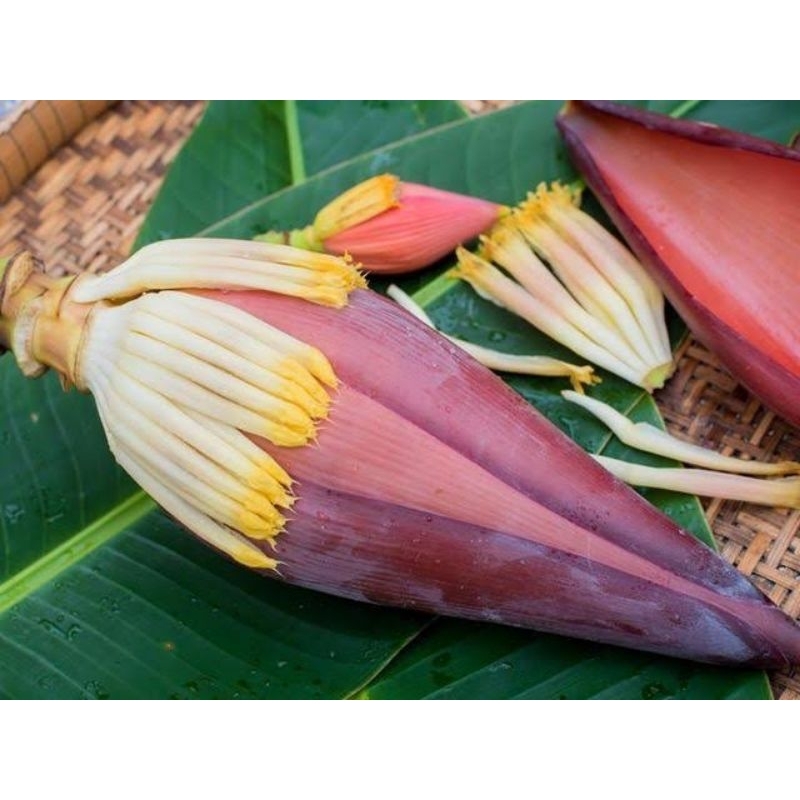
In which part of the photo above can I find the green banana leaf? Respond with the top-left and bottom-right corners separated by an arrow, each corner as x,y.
137,101 -> 467,243
2,100 -> 796,699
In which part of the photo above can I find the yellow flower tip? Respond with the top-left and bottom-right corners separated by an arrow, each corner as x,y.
544,180 -> 582,208
347,263 -> 369,291
298,250 -> 363,283
301,285 -> 351,308
519,181 -> 582,222
248,453 -> 293,489
454,245 -> 490,275
301,348 -> 337,389
334,251 -> 368,286
269,402 -> 319,436
475,239 -> 493,263
483,215 -> 519,254
375,173 -> 402,206
236,507 -> 285,539
277,492 -> 296,510
312,174 -> 401,241
267,421 -> 316,448
234,546 -> 280,571
272,360 -> 329,408
247,473 -> 294,508
242,490 -> 284,520
511,206 -> 546,238
478,223 -> 519,264
297,388 -> 331,420
569,367 -> 602,394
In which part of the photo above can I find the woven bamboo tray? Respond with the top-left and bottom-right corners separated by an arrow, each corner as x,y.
0,100 -> 797,699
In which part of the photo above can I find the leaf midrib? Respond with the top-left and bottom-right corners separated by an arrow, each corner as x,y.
0,492 -> 156,614
284,100 -> 307,185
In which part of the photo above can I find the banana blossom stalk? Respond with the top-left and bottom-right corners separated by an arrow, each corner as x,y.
557,101 -> 800,429
2,240 -> 800,668
256,174 -> 504,274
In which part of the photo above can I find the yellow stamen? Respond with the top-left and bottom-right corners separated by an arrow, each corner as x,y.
517,209 -> 656,358
95,374 -> 285,524
521,182 -> 672,372
451,181 -> 675,391
116,378 -> 293,507
93,382 -> 284,543
111,444 -> 278,570
128,307 -> 327,419
542,199 -> 671,365
521,181 -> 582,212
182,409 -> 293,489
311,174 -> 401,242
122,333 -> 316,436
122,375 -> 288,506
116,353 -> 311,446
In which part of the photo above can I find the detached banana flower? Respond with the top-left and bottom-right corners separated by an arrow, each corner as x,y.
596,457 -> 800,510
387,284 -> 599,393
563,391 -> 800,509
451,183 -> 674,392
2,240 -> 800,668
256,174 -> 504,274
557,101 -> 800,429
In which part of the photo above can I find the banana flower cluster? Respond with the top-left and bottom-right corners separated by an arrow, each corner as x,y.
1,240 -> 800,669
451,183 -> 674,392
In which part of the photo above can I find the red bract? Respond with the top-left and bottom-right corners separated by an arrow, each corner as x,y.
218,287 -> 800,668
323,181 -> 502,274
557,101 -> 800,428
